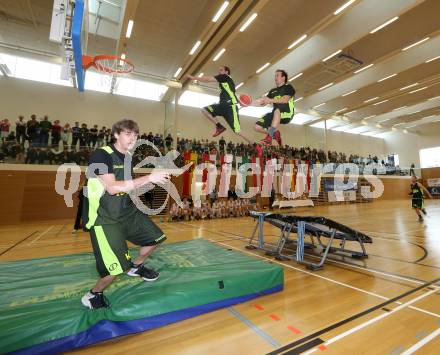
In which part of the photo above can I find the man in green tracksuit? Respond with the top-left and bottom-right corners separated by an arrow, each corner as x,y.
81,119 -> 169,309
187,65 -> 252,144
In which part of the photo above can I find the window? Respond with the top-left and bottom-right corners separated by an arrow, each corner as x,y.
114,77 -> 168,101
178,90 -> 218,108
420,146 -> 440,168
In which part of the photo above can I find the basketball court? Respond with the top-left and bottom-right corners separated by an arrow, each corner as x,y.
1,0 -> 440,354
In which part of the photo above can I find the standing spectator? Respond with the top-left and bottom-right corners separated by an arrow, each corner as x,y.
165,133 -> 173,151
147,131 -> 154,142
61,123 -> 71,149
72,185 -> 85,234
104,128 -> 111,145
26,114 -> 39,145
16,116 -> 27,144
71,122 -> 81,149
79,123 -> 88,148
97,126 -> 106,147
90,124 -> 98,148
39,115 -> 52,146
1,119 -> 11,142
51,120 -> 62,148
410,163 -> 415,177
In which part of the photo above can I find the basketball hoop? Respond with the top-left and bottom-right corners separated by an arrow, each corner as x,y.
82,54 -> 134,89
82,54 -> 134,74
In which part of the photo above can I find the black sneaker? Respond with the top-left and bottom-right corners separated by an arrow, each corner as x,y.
421,208 -> 427,215
418,215 -> 424,222
127,264 -> 159,282
81,290 -> 110,309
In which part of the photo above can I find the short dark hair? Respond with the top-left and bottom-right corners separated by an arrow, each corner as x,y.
111,119 -> 139,137
222,66 -> 231,75
276,69 -> 288,84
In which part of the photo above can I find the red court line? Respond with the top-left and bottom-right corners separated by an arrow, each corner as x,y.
319,344 -> 327,351
287,325 -> 301,334
254,304 -> 264,311
269,314 -> 280,321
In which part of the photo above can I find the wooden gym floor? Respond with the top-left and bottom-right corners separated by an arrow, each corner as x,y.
1,200 -> 439,354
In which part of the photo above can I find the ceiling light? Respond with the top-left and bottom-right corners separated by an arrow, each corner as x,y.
126,20 -> 134,38
346,110 -> 357,114
213,48 -> 226,61
173,67 -> 182,77
342,89 -> 357,97
364,97 -> 379,103
393,106 -> 406,111
318,82 -> 334,91
314,103 -> 326,108
322,49 -> 342,62
370,16 -> 399,34
361,120 -> 368,125
354,63 -> 373,74
426,55 -> 440,63
289,72 -> 303,81
409,86 -> 428,94
334,0 -> 357,15
335,107 -> 348,113
198,73 -> 204,77
239,13 -> 257,32
189,41 -> 201,55
428,95 -> 440,101
363,115 -> 376,120
402,37 -> 430,51
377,73 -> 397,82
294,97 -> 303,102
373,99 -> 388,105
288,34 -> 307,50
399,83 -> 418,91
212,1 -> 229,22
403,129 -> 408,133
256,62 -> 270,74
236,82 -> 244,89
376,124 -> 382,128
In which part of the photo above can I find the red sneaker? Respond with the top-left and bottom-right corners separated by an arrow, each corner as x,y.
260,134 -> 272,146
274,130 -> 282,146
212,124 -> 226,137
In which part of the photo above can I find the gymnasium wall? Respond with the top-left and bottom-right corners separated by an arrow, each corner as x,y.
0,164 -> 413,225
1,77 -> 385,157
383,129 -> 440,169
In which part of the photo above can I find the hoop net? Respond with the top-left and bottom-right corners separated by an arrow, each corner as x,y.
82,54 -> 134,88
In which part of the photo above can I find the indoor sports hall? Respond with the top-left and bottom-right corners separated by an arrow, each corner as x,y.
1,1 -> 440,354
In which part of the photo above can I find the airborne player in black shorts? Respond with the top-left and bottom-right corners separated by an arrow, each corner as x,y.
254,69 -> 295,151
187,66 -> 252,143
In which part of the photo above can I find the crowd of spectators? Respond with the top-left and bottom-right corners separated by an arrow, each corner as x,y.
0,115 -> 404,175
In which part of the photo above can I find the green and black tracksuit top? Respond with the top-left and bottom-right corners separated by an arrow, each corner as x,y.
215,74 -> 238,105
85,145 -> 136,228
267,83 -> 295,118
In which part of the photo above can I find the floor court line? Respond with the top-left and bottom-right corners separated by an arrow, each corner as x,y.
228,307 -> 281,349
400,327 -> 440,354
28,226 -> 54,246
0,231 -> 38,257
187,222 -> 437,287
302,288 -> 439,355
211,240 -> 440,320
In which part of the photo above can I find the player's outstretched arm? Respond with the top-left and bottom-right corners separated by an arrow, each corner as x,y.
98,171 -> 170,195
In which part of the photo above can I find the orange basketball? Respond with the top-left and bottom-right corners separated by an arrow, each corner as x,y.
239,94 -> 252,106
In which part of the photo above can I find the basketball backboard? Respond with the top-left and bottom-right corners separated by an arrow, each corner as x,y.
50,0 -> 89,91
